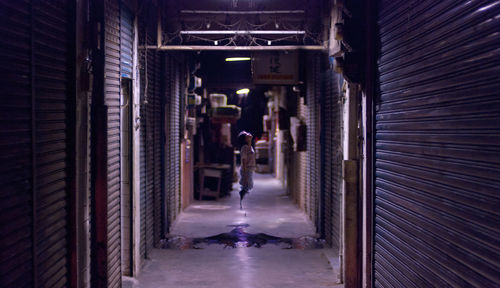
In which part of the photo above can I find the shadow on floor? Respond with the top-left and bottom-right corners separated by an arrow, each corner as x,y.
161,224 -> 326,250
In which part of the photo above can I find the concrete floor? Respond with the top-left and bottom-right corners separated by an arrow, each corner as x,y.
128,173 -> 341,288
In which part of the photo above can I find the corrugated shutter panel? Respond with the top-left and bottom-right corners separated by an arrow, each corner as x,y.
153,50 -> 163,245
139,47 -> 147,259
1,1 -> 72,286
104,0 -> 121,286
139,18 -> 164,255
120,5 -> 133,79
321,68 -> 342,250
306,52 -> 321,225
0,1 -> 34,286
33,1 -> 70,286
374,1 -> 500,287
165,54 -> 182,226
145,42 -> 155,253
164,55 -> 172,228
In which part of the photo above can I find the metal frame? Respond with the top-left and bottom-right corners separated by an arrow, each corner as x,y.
179,30 -> 306,35
139,45 -> 326,51
180,10 -> 305,14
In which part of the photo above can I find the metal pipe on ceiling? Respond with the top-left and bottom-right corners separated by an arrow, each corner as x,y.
180,10 -> 305,14
139,45 -> 325,51
179,30 -> 306,35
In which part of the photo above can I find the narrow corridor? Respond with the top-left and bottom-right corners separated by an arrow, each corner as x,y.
127,173 -> 341,288
2,1 -> 498,287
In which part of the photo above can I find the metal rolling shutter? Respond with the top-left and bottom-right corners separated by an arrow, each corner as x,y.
164,55 -> 173,227
374,1 -> 500,287
119,3 -> 133,275
153,51 -> 163,245
165,54 -> 182,225
139,47 -> 147,259
0,1 -> 72,286
104,0 -> 121,286
0,1 -> 34,286
175,63 -> 184,217
33,1 -> 70,286
139,29 -> 163,254
145,44 -> 155,252
322,69 -> 342,250
120,5 -> 133,79
306,52 -> 321,224
172,58 -> 181,223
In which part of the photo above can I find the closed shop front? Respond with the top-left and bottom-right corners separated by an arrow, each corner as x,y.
138,6 -> 164,259
321,68 -> 342,251
104,0 -> 122,286
0,0 -> 73,286
374,1 -> 500,286
305,52 -> 322,227
164,54 -> 184,227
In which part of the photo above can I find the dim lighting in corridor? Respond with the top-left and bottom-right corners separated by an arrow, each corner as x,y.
236,88 -> 250,95
225,57 -> 251,62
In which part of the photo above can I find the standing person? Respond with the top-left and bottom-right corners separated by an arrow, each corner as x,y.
238,131 -> 256,209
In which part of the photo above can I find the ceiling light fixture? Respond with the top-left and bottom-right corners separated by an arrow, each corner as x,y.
236,88 -> 250,95
225,57 -> 251,62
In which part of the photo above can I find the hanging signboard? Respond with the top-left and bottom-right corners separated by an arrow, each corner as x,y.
252,51 -> 299,85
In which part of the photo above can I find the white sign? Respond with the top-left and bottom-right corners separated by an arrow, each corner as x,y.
252,51 -> 299,85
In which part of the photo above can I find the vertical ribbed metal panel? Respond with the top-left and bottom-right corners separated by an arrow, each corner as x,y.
120,5 -> 133,79
322,68 -> 342,250
164,55 -> 172,227
306,52 -> 321,225
104,0 -> 121,286
145,41 -> 155,253
164,54 -> 182,226
139,46 -> 147,260
176,62 -> 183,217
172,58 -> 180,223
153,51 -> 163,245
138,16 -> 164,254
0,1 -> 33,286
374,1 -> 500,287
1,1 -> 72,286
33,1 -> 70,286
137,7 -> 147,261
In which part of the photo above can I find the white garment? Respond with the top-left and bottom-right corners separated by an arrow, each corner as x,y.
240,144 -> 256,171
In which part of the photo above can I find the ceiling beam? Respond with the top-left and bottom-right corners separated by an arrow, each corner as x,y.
139,45 -> 326,51
179,30 -> 306,35
180,10 -> 305,14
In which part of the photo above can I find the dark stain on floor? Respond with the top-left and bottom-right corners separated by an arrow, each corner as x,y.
161,224 -> 325,250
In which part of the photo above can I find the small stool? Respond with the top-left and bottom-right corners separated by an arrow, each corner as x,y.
199,168 -> 222,200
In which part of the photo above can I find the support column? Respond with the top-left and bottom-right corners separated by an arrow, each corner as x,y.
343,83 -> 361,288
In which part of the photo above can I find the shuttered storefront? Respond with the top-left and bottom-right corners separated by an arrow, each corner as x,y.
165,54 -> 183,226
0,2 -> 33,285
145,45 -> 155,254
374,1 -> 500,286
305,52 -> 321,226
139,46 -> 147,259
119,3 -> 133,275
287,92 -> 306,209
0,0 -> 72,286
139,9 -> 165,257
104,0 -> 121,286
152,51 -> 163,245
120,5 -> 133,79
321,68 -> 342,250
